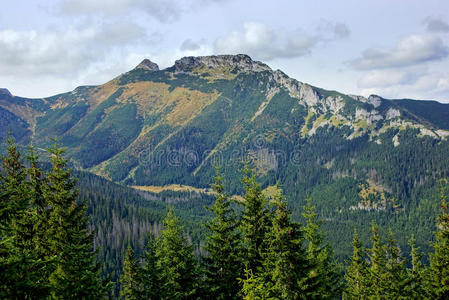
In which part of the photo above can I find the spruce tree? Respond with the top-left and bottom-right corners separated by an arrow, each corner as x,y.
406,234 -> 426,299
303,198 -> 343,299
240,268 -> 272,300
204,167 -> 243,299
142,232 -> 161,299
344,229 -> 369,299
427,184 -> 449,299
121,247 -> 144,300
384,229 -> 408,298
240,166 -> 272,274
366,223 -> 388,298
44,140 -> 110,299
264,188 -> 313,299
0,138 -> 48,299
156,207 -> 199,299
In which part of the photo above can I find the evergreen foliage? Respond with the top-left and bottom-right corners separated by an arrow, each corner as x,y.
156,207 -> 200,299
303,199 -> 343,299
0,138 -> 110,299
263,187 -> 313,299
427,183 -> 449,299
203,167 -> 243,299
240,166 -> 272,274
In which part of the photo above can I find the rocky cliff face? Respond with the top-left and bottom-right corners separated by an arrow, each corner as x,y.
173,54 -> 272,74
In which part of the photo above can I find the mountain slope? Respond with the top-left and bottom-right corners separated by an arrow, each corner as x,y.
2,54 -> 449,257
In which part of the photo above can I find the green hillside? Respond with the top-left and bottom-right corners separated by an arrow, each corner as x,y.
1,54 -> 448,261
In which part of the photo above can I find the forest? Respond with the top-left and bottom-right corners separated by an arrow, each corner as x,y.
1,138 -> 449,299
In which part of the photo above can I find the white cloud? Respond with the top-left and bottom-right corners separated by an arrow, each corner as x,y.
214,21 -> 350,61
357,68 -> 420,88
214,22 -> 318,61
0,21 -> 149,77
358,70 -> 449,101
348,34 -> 448,70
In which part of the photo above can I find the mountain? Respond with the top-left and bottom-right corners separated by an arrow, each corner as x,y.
2,54 -> 449,257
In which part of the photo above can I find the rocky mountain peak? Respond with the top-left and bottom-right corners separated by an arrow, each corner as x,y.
134,59 -> 159,71
0,88 -> 12,97
173,54 -> 272,74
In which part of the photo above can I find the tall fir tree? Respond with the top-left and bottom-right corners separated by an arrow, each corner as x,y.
303,198 -> 343,299
0,138 -> 48,299
264,188 -> 313,299
156,207 -> 199,299
204,167 -> 243,299
366,223 -> 388,298
142,232 -> 161,299
344,229 -> 369,299
240,166 -> 272,274
427,183 -> 449,299
406,234 -> 426,299
121,247 -> 144,300
44,140 -> 110,299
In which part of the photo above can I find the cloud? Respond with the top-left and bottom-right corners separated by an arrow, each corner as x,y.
348,34 -> 449,70
0,21 -> 149,77
317,20 -> 350,40
357,68 -> 449,102
214,21 -> 350,61
180,39 -> 202,51
59,0 -> 232,23
214,23 -> 317,61
423,16 -> 449,33
357,66 -> 424,88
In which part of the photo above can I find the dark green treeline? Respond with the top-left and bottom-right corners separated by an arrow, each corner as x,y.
0,138 -> 111,299
121,168 -> 449,300
2,138 -> 449,299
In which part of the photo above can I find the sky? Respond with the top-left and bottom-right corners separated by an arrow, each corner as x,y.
1,0 -> 449,102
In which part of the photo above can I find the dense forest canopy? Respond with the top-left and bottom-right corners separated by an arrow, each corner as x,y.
2,140 -> 449,299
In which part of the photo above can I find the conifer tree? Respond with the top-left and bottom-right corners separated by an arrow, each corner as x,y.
240,166 -> 272,274
384,229 -> 408,298
303,198 -> 343,299
121,247 -> 144,300
264,188 -> 313,299
366,223 -> 388,298
44,140 -> 110,299
240,268 -> 272,300
344,229 -> 369,299
156,207 -> 199,299
407,234 -> 426,299
204,167 -> 243,299
427,184 -> 449,299
0,138 -> 48,299
142,232 -> 161,299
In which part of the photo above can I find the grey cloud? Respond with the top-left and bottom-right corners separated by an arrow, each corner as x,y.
180,39 -> 201,51
0,21 -> 150,77
317,20 -> 351,40
214,22 -> 318,61
423,16 -> 449,33
60,0 -> 231,23
348,34 -> 449,70
214,21 -> 350,61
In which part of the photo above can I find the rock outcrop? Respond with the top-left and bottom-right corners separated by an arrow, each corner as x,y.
134,59 -> 159,71
173,54 -> 271,74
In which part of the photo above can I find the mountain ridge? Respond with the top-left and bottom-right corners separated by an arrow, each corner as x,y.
2,53 -> 449,258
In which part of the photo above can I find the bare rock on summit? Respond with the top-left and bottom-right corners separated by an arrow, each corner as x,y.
174,54 -> 272,74
134,59 -> 159,71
